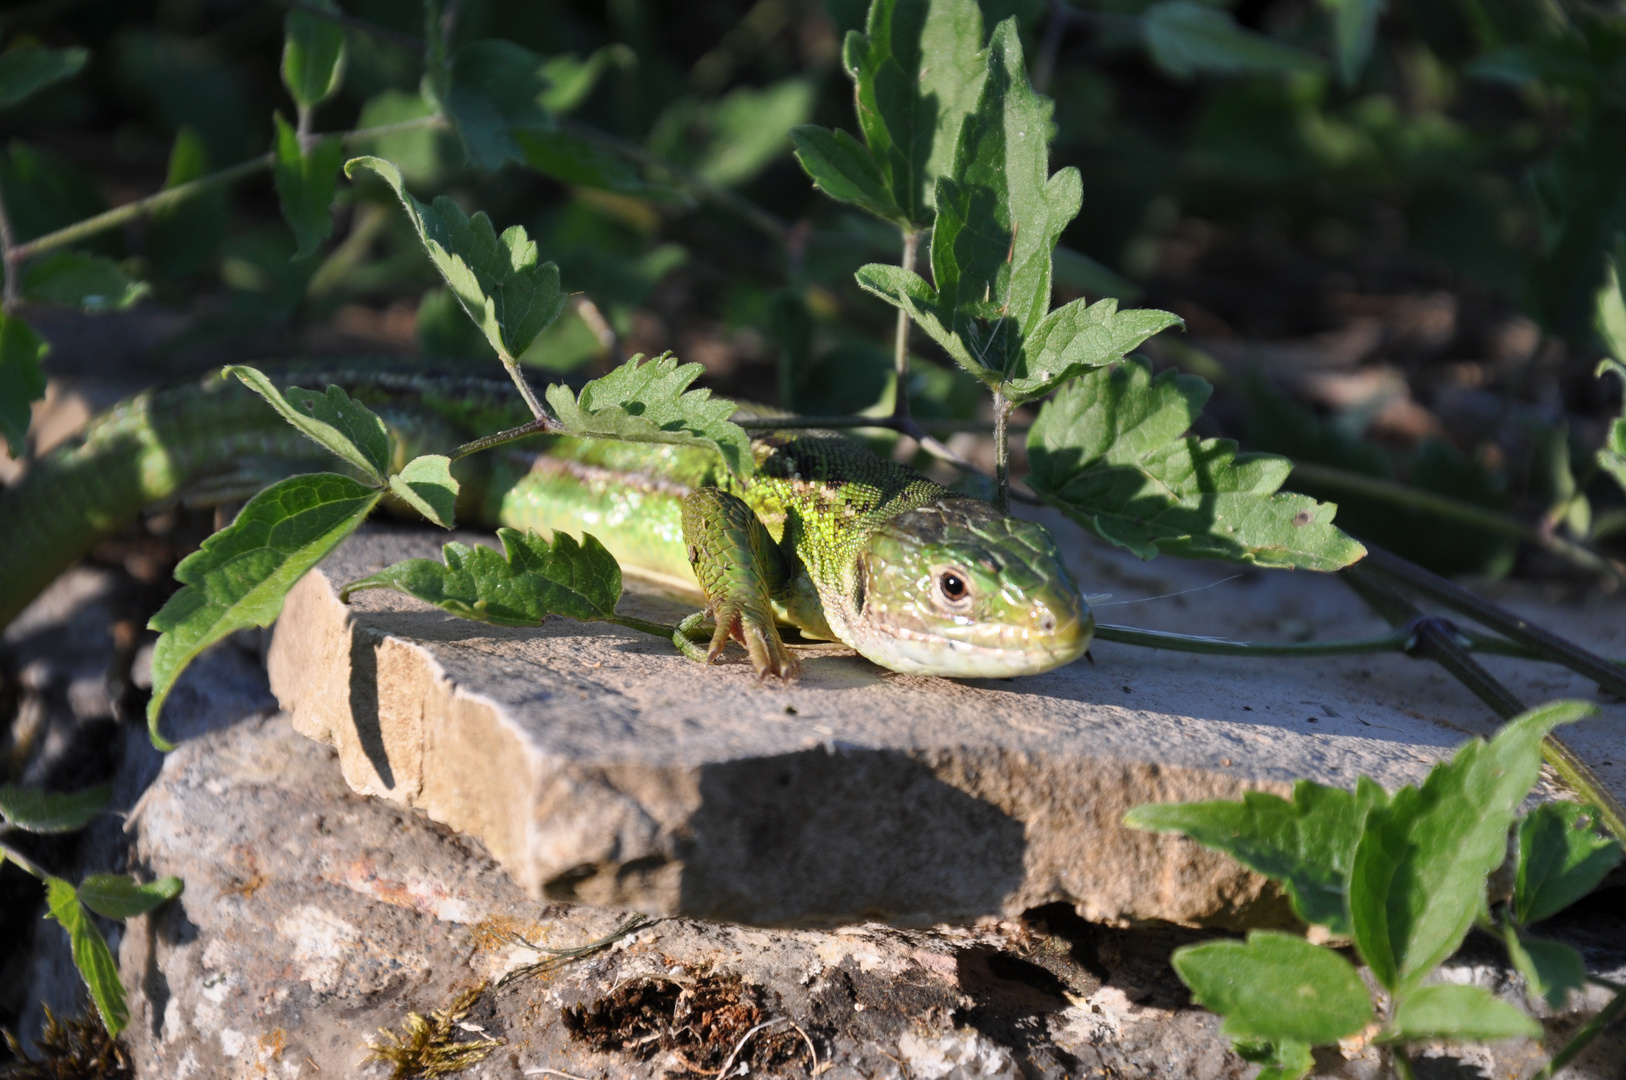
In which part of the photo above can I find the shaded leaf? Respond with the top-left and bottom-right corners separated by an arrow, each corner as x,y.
0,784 -> 111,833
341,527 -> 621,626
20,250 -> 148,312
1172,931 -> 1372,1044
1599,359 -> 1626,495
515,127 -> 667,195
77,874 -> 184,920
0,311 -> 48,456
1320,0 -> 1383,87
347,156 -> 565,361
1514,800 -> 1622,925
282,0 -> 346,110
791,125 -> 904,224
0,43 -> 88,110
1125,777 -> 1387,936
226,365 -> 391,484
352,90 -> 453,188
1143,2 -> 1325,79
1026,361 -> 1366,569
545,352 -> 753,478
1503,926 -> 1588,1010
1233,1040 -> 1315,1080
148,126 -> 229,280
147,474 -> 382,749
696,78 -> 815,187
541,45 -> 634,113
446,39 -> 550,171
271,115 -> 344,259
389,454 -> 460,529
1386,984 -> 1538,1042
45,878 -> 128,1036
1349,700 -> 1594,993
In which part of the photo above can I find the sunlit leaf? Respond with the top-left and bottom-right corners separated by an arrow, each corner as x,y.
45,878 -> 128,1036
20,251 -> 148,312
347,156 -> 565,361
540,45 -> 634,114
544,352 -> 754,478
0,784 -> 110,833
147,473 -> 382,749
1004,297 -> 1182,401
225,365 -> 391,484
282,0 -> 346,110
0,43 -> 88,110
1126,777 -> 1387,936
791,125 -> 904,224
1172,931 -> 1372,1044
341,527 -> 621,626
1514,800 -> 1622,925
271,115 -> 344,259
696,78 -> 816,187
77,874 -> 184,920
388,454 -> 459,529
1349,700 -> 1594,993
1599,359 -> 1626,496
1503,927 -> 1588,1010
1386,984 -> 1538,1042
0,311 -> 47,456
1026,361 -> 1366,569
1142,2 -> 1325,79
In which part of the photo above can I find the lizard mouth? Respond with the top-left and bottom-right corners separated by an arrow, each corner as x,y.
859,610 -> 1094,678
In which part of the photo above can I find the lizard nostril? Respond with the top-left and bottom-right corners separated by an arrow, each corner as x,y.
1039,612 -> 1056,632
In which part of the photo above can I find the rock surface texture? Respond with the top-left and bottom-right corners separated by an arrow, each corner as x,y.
267,522 -> 1626,929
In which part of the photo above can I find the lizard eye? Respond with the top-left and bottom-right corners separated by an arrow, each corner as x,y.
934,568 -> 973,610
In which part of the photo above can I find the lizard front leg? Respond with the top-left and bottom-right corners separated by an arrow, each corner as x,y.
676,487 -> 799,680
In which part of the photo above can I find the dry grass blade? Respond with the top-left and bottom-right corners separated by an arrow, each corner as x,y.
497,913 -> 651,988
364,983 -> 501,1079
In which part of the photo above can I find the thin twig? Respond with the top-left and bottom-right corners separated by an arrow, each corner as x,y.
713,1019 -> 786,1079
892,229 -> 919,423
0,182 -> 19,312
1531,982 -> 1626,1080
992,391 -> 1013,514
523,1068 -> 594,1080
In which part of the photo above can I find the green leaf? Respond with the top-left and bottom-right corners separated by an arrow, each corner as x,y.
347,156 -> 565,361
540,45 -> 633,114
1386,984 -> 1539,1043
1142,1 -> 1326,80
77,874 -> 184,920
352,90 -> 452,188
1503,925 -> 1588,1010
148,126 -> 230,280
1599,253 -> 1626,363
0,43 -> 88,110
0,784 -> 111,833
1172,931 -> 1372,1045
445,39 -> 551,171
21,250 -> 150,312
545,353 -> 753,478
282,0 -> 346,110
1515,801 -> 1623,925
1319,0 -> 1383,87
271,115 -> 344,259
843,0 -> 986,224
45,878 -> 128,1036
1597,359 -> 1626,496
1239,1040 -> 1315,1080
1005,297 -> 1183,401
341,527 -> 621,626
515,127 -> 665,195
0,311 -> 47,456
1026,361 -> 1366,570
389,455 -> 460,529
146,473 -> 382,750
1125,777 -> 1387,936
225,365 -> 391,484
1349,700 -> 1595,993
791,125 -> 905,224
696,78 -> 816,187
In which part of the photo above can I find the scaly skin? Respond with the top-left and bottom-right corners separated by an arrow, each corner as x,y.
1,369 -> 1092,678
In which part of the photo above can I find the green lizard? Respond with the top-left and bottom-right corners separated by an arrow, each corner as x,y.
0,366 -> 1091,680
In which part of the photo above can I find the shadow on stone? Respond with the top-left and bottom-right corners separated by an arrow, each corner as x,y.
681,748 -> 1027,925
346,627 -> 394,790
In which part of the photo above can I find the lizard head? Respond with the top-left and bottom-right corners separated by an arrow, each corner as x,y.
854,498 -> 1092,677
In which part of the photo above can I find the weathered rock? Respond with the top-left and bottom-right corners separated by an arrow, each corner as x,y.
265,522 -> 1626,929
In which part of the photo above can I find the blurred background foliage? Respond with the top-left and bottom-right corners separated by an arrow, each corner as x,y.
0,0 -> 1623,583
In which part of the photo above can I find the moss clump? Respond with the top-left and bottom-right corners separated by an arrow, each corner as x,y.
364,983 -> 501,1079
1,1007 -> 132,1080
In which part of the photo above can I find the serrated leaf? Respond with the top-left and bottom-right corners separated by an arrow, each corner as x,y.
21,250 -> 150,312
0,311 -> 47,456
146,473 -> 382,749
271,116 -> 343,259
341,527 -> 621,626
1026,361 -> 1366,569
1319,0 -> 1383,87
389,454 -> 459,529
282,0 -> 346,110
0,43 -> 88,110
1503,925 -> 1588,1010
1349,700 -> 1595,993
77,874 -> 184,920
1172,932 -> 1372,1045
0,784 -> 111,833
445,39 -> 551,171
45,878 -> 128,1036
1598,359 -> 1626,495
791,125 -> 905,224
545,352 -> 754,478
347,156 -> 565,361
1004,297 -> 1183,401
1142,1 -> 1326,80
844,0 -> 986,224
1515,801 -> 1623,925
1386,984 -> 1539,1043
226,365 -> 390,484
1125,777 -> 1387,936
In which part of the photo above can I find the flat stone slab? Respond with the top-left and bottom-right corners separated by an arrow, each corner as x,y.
265,517 -> 1626,929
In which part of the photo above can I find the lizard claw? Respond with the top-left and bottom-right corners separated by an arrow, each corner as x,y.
707,603 -> 800,681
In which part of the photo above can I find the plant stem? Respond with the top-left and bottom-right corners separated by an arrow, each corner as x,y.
892,229 -> 919,422
0,184 -> 19,312
0,836 -> 46,879
449,417 -> 559,463
7,116 -> 443,264
608,614 -> 681,639
1092,621 -> 1537,659
496,351 -> 547,421
1290,462 -> 1625,584
993,391 -> 1012,514
1532,982 -> 1626,1080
